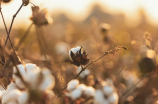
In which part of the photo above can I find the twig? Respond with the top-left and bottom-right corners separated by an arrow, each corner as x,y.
0,46 -> 27,86
4,2 -> 24,46
0,4 -> 16,55
0,60 -> 4,65
16,23 -> 34,50
0,81 -> 6,90
29,2 -> 36,6
51,45 -> 127,104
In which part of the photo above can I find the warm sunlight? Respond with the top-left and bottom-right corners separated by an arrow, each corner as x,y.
0,0 -> 158,28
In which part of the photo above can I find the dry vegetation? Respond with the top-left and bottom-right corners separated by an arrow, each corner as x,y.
0,0 -> 158,104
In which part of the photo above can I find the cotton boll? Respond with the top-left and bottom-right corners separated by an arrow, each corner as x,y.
94,90 -> 108,104
13,63 -> 40,77
102,84 -> 114,96
108,92 -> 119,104
26,70 -> 40,88
39,75 -> 55,91
67,79 -> 79,91
7,89 -> 21,101
0,90 -> 6,100
2,89 -> 21,103
15,78 -> 26,89
18,91 -> 29,104
38,69 -> 55,91
55,42 -> 70,56
69,46 -> 81,55
77,84 -> 87,91
84,86 -> 95,97
76,66 -> 90,78
7,82 -> 17,92
69,88 -> 82,100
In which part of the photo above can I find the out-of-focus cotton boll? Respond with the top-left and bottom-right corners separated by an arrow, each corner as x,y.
7,82 -> 17,92
77,84 -> 87,91
18,91 -> 29,104
84,86 -> 95,97
76,66 -> 90,78
146,49 -> 156,59
69,88 -> 82,100
103,84 -> 114,96
67,79 -> 79,91
15,78 -> 26,89
94,81 -> 119,104
108,92 -> 119,104
2,89 -> 21,104
55,42 -> 70,55
0,90 -> 6,100
38,69 -> 55,91
13,63 -> 40,88
94,90 -> 108,104
13,63 -> 40,81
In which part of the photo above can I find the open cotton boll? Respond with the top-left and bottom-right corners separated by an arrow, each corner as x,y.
2,89 -> 21,104
108,92 -> 119,104
7,82 -> 17,92
13,63 -> 41,88
84,86 -> 95,97
94,90 -> 108,104
55,42 -> 70,55
69,88 -> 82,100
26,70 -> 40,88
77,84 -> 87,91
67,79 -> 79,91
13,63 -> 40,78
102,84 -> 114,96
69,46 -> 82,62
69,46 -> 81,55
15,78 -> 26,89
18,91 -> 29,104
38,69 -> 55,91
0,90 -> 6,100
76,66 -> 90,78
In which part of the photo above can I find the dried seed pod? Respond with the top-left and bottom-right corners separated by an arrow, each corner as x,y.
30,6 -> 53,26
69,46 -> 89,66
22,0 -> 29,6
2,0 -> 11,3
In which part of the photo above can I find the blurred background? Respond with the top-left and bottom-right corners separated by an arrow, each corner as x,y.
0,0 -> 158,104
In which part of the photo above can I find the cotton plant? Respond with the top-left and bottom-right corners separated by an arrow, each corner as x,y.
94,81 -> 119,104
0,63 -> 55,104
66,79 -> 95,101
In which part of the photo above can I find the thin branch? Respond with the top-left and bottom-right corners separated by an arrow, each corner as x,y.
0,81 -> 6,90
51,45 -> 127,104
0,46 -> 27,87
0,5 -> 17,54
29,2 -> 36,6
0,60 -> 4,65
4,2 -> 24,46
16,23 -> 33,50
